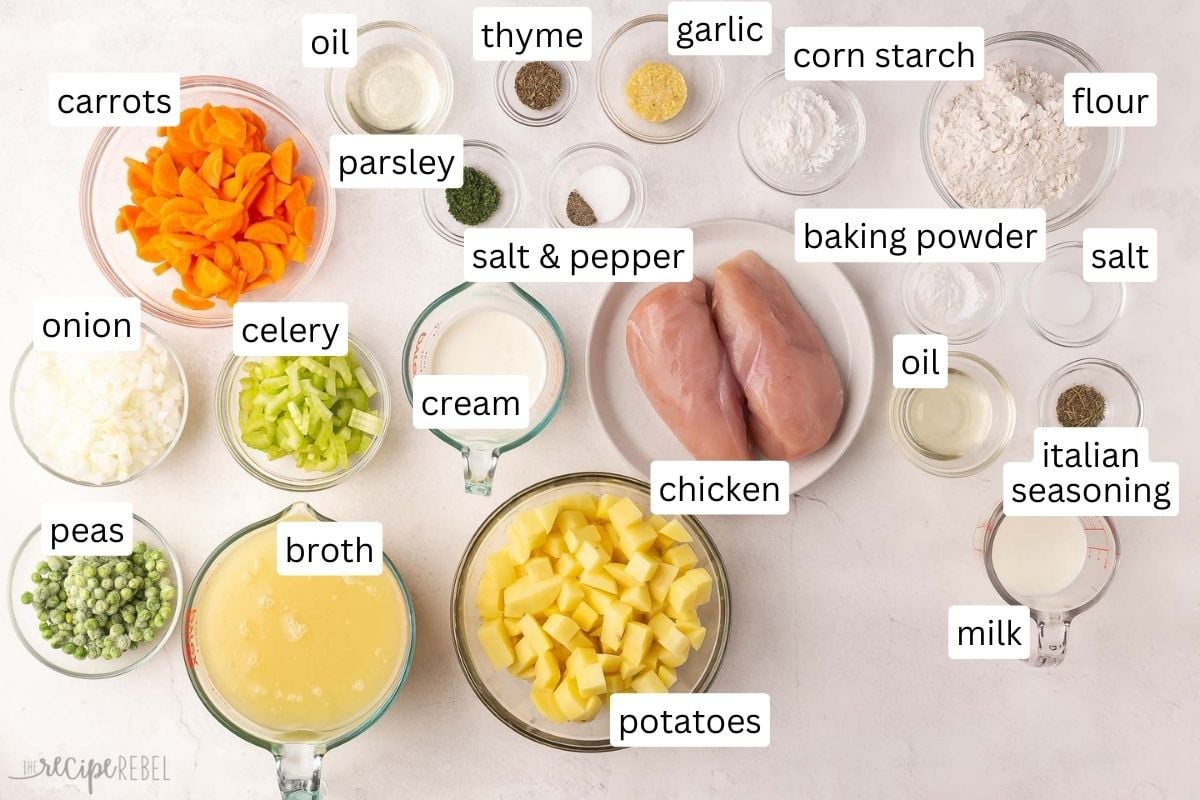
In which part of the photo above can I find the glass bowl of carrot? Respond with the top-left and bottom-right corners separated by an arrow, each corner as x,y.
80,76 -> 336,328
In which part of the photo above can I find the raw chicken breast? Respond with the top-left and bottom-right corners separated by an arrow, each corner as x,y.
712,250 -> 844,460
626,279 -> 752,460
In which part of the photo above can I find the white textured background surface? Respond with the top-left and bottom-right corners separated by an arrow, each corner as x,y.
1,1 -> 1196,798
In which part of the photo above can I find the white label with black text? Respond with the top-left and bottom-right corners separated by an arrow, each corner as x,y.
948,605 -> 1031,660
1082,228 -> 1157,282
49,72 -> 179,126
795,208 -> 1046,263
412,374 -> 530,430
472,7 -> 592,60
41,502 -> 133,556
892,334 -> 947,389
1004,427 -> 1179,517
668,2 -> 772,56
650,460 -> 789,515
465,228 -> 693,283
302,14 -> 357,68
610,693 -> 770,747
33,297 -> 141,352
1064,72 -> 1157,127
276,522 -> 383,576
784,27 -> 983,81
232,302 -> 348,356
329,134 -> 463,188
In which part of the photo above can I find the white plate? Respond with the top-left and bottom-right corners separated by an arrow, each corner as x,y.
586,218 -> 875,493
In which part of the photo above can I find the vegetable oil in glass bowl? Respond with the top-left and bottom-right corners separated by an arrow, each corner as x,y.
345,44 -> 444,133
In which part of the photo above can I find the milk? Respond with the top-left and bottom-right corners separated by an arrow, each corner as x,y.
991,516 -> 1087,597
432,308 -> 547,396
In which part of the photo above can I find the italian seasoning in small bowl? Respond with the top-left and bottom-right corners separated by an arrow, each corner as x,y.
1038,358 -> 1143,428
495,61 -> 578,127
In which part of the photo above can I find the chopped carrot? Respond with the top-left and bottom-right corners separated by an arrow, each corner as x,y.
115,104 -> 318,309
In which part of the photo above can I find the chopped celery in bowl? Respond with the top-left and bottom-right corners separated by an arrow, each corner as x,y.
214,335 -> 391,490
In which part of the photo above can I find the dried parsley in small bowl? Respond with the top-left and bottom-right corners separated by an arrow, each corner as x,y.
446,167 -> 502,226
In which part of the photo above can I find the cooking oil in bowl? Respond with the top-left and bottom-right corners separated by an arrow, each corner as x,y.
904,368 -> 993,459
345,44 -> 442,132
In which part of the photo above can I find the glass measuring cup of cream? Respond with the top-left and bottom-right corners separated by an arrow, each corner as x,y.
973,502 -> 1119,667
403,283 -> 568,495
183,502 -> 415,799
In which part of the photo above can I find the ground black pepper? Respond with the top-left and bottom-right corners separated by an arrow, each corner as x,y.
565,191 -> 597,226
1056,383 -> 1106,427
514,61 -> 564,111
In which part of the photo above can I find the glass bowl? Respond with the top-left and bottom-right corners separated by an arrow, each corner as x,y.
451,473 -> 731,751
1021,242 -> 1125,347
81,76 -> 336,328
325,20 -> 454,134
889,351 -> 1016,477
901,262 -> 1005,344
543,143 -> 646,228
421,140 -> 525,247
9,515 -> 184,679
213,334 -> 391,491
1038,358 -> 1143,427
737,72 -> 866,195
495,60 -> 579,127
596,14 -> 724,144
10,324 -> 189,487
920,31 -> 1123,231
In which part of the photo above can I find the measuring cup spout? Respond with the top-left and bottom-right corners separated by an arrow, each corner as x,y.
1030,615 -> 1071,668
462,446 -> 500,495
275,743 -> 325,799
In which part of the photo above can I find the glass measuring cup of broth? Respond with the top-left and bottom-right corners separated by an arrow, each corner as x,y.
973,502 -> 1119,667
183,502 -> 416,799
403,282 -> 568,495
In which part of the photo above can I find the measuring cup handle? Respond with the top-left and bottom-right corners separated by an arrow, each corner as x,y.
462,446 -> 500,496
1029,616 -> 1071,668
275,744 -> 325,799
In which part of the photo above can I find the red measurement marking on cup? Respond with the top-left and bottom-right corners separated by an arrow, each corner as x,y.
1086,546 -> 1112,568
183,608 -> 197,668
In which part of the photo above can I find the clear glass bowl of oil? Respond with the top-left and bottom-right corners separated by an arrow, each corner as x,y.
889,351 -> 1015,477
325,21 -> 454,134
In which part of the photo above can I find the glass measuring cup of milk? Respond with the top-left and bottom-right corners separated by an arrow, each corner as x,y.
974,501 -> 1119,667
183,502 -> 416,799
403,283 -> 568,495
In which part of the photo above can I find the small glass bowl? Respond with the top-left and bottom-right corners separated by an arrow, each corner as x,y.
213,335 -> 391,491
1022,242 -> 1125,347
737,72 -> 866,195
596,14 -> 723,144
325,21 -> 454,134
543,143 -> 646,228
889,352 -> 1016,478
10,325 -> 189,487
920,31 -> 1123,231
422,141 -> 525,247
81,76 -> 336,328
1038,358 -> 1143,427
452,473 -> 731,751
9,515 -> 184,679
901,262 -> 1005,344
495,60 -> 579,127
